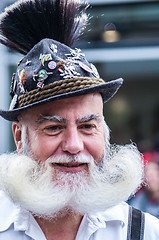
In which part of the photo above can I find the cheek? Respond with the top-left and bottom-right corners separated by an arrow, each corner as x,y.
85,135 -> 105,163
28,133 -> 60,161
42,141 -> 60,161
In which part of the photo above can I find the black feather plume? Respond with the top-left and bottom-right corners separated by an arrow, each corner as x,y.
0,0 -> 88,55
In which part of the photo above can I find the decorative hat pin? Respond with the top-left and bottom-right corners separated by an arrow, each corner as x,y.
0,0 -> 123,121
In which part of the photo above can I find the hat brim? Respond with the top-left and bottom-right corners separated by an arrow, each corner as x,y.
0,78 -> 123,121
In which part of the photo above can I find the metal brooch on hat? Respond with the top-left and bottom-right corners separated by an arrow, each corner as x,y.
34,53 -> 56,88
33,69 -> 47,88
10,73 -> 16,98
65,48 -> 97,76
39,53 -> 52,66
50,43 -> 58,54
33,69 -> 54,88
66,48 -> 85,61
48,61 -> 57,70
18,68 -> 30,93
91,63 -> 100,78
26,60 -> 32,66
58,61 -> 80,79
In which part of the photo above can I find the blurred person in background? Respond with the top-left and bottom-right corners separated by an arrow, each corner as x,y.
129,152 -> 159,218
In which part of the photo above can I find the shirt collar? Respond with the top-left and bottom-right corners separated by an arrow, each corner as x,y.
88,202 -> 128,227
0,190 -> 30,232
76,202 -> 128,240
0,190 -> 128,237
0,190 -> 47,240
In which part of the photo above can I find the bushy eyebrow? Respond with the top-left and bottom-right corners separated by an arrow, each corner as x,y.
76,114 -> 101,123
36,114 -> 101,125
36,115 -> 66,124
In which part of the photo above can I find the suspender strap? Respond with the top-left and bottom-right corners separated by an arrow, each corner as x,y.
127,206 -> 145,240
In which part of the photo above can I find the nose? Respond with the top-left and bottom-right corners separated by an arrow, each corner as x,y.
62,126 -> 84,155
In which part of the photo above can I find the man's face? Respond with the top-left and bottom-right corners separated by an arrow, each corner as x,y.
14,93 -> 105,175
8,93 -> 143,217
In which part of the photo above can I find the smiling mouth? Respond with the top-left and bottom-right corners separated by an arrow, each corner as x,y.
51,162 -> 88,173
54,163 -> 86,167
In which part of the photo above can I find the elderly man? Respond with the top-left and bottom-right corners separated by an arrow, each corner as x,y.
0,0 -> 159,239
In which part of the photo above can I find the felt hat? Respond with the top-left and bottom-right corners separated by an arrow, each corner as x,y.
0,0 -> 123,121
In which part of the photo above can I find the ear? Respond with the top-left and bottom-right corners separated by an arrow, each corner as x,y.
12,121 -> 22,153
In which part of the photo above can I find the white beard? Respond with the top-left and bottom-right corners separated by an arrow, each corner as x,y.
0,143 -> 143,219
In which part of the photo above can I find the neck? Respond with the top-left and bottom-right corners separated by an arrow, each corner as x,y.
34,209 -> 83,240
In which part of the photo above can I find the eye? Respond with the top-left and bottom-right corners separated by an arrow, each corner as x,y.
83,124 -> 94,129
43,125 -> 64,135
78,123 -> 96,134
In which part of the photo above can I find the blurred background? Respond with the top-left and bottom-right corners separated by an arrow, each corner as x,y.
0,0 -> 159,153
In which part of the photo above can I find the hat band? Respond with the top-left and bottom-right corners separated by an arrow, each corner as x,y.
17,77 -> 105,108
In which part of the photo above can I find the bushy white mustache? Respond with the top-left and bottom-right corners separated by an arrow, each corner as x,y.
0,154 -> 70,217
0,144 -> 144,219
47,154 -> 92,164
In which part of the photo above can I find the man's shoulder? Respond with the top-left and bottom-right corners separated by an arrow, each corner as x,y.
100,202 -> 159,239
122,202 -> 159,239
0,190 -> 17,231
0,190 -> 15,210
144,211 -> 159,237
